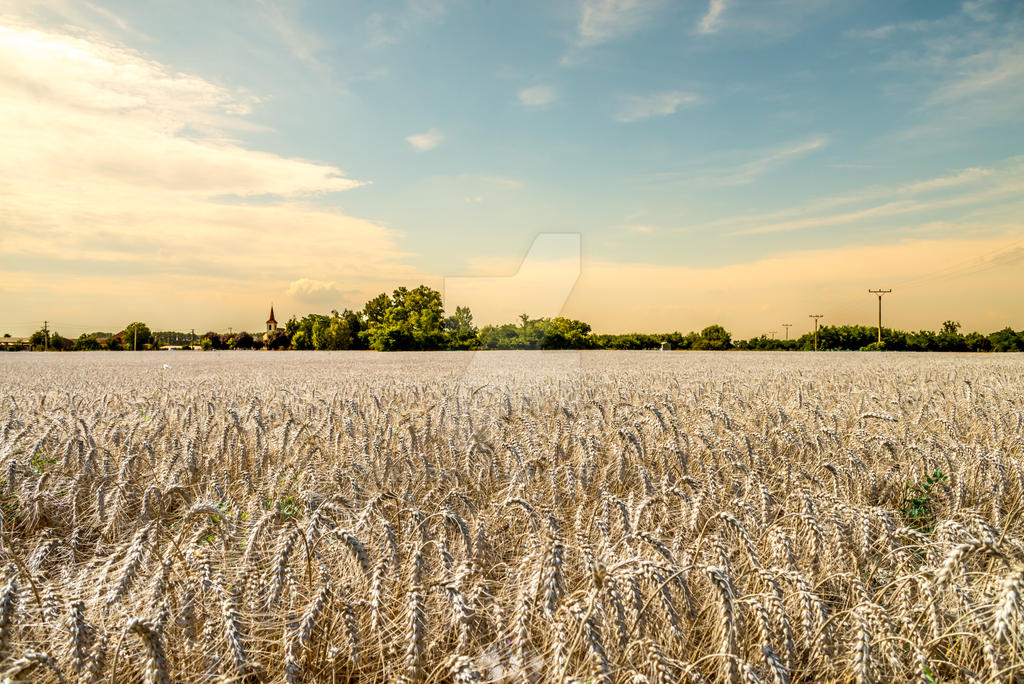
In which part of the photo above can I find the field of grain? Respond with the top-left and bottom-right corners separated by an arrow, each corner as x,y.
0,350 -> 1022,683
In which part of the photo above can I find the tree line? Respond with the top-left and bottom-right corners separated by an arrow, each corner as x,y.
8,286 -> 1024,352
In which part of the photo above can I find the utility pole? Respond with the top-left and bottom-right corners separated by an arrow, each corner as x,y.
809,314 -> 823,351
868,289 -> 891,344
43,320 -> 48,351
782,323 -> 792,340
133,326 -> 138,351
191,329 -> 195,346
769,330 -> 777,339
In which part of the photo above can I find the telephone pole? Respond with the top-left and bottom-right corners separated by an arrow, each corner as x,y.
782,323 -> 792,340
133,326 -> 138,351
43,320 -> 48,351
769,330 -> 777,339
868,289 -> 891,344
809,314 -> 823,351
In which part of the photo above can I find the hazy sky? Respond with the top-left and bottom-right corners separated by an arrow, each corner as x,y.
1,0 -> 1023,338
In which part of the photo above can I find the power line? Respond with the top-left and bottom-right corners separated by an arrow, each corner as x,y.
868,289 -> 891,344
809,314 -> 823,351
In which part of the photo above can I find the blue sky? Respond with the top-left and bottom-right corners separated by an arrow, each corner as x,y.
1,0 -> 1022,336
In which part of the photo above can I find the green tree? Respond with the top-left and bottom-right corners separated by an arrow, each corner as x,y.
73,334 -> 101,351
28,329 -> 47,350
694,324 -> 732,350
291,329 -> 311,350
541,317 -> 595,349
264,329 -> 291,350
988,327 -> 1023,352
444,305 -> 477,350
49,332 -> 69,351
362,293 -> 391,326
121,322 -> 153,350
363,285 -> 446,351
201,331 -> 226,350
230,331 -> 254,349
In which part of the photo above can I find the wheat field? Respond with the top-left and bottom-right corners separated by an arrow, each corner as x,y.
0,350 -> 1022,683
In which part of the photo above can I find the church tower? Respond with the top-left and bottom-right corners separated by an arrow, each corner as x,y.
267,305 -> 278,333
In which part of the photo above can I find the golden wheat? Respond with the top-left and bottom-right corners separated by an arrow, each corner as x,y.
0,350 -> 1021,682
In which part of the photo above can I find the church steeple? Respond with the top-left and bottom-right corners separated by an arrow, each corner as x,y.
267,305 -> 277,332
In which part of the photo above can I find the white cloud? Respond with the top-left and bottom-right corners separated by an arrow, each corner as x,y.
927,49 -> 1024,105
567,0 -> 661,56
0,18 -> 418,332
406,128 -> 444,151
666,159 -> 1023,237
257,1 -> 331,77
518,85 -> 556,107
366,0 -> 451,48
690,165 -> 1000,234
698,0 -> 728,34
287,278 -> 344,304
723,136 -> 829,185
614,90 -> 700,122
624,224 -> 655,233
962,0 -> 996,23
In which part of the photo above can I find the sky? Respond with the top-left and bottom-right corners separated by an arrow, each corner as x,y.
1,0 -> 1023,338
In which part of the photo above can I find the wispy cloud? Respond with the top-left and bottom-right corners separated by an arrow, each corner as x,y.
698,0 -> 728,34
614,90 -> 700,122
727,136 -> 829,184
624,224 -> 655,233
962,0 -> 996,23
406,128 -> 444,151
853,9 -> 1024,138
716,161 -> 1023,236
257,1 -> 332,78
576,0 -> 660,47
518,85 -> 556,107
366,0 -> 451,48
676,164 -> 1003,235
561,0 -> 661,63
927,49 -> 1024,105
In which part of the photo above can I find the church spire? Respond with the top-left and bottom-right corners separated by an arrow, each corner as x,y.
267,304 -> 277,332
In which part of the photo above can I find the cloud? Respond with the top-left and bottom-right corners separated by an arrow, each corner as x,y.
563,0 -> 661,61
724,136 -> 829,185
287,278 -> 345,304
962,0 -> 996,23
614,90 -> 700,122
518,85 -> 556,107
927,49 -> 1024,106
365,0 -> 451,48
0,18 -> 419,333
624,224 -> 655,233
698,0 -> 728,34
257,1 -> 332,78
653,136 -> 828,187
406,128 -> 444,151
684,159 -> 1022,236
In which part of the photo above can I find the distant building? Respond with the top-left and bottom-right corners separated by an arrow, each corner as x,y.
267,305 -> 278,333
660,341 -> 672,351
